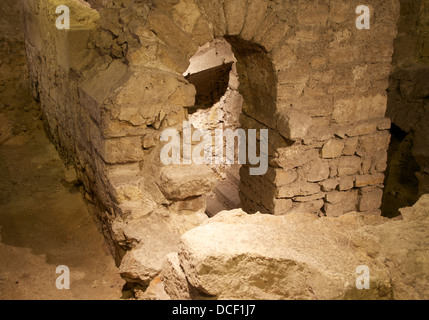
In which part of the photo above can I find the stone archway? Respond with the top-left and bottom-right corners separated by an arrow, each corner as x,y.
20,0 -> 401,295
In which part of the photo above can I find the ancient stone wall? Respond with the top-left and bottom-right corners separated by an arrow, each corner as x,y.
20,0 -> 400,288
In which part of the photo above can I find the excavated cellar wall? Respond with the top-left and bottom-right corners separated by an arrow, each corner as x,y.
20,0 -> 400,268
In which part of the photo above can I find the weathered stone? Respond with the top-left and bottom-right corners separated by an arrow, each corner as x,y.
343,137 -> 359,156
359,187 -> 384,212
176,209 -> 392,299
161,253 -> 192,300
338,156 -> 362,177
346,121 -> 378,137
377,118 -> 392,131
277,181 -> 321,199
358,132 -> 391,156
119,241 -> 177,286
294,193 -> 325,202
270,198 -> 293,216
157,165 -> 217,200
332,95 -> 388,124
240,0 -> 268,40
321,139 -> 345,159
325,190 -> 358,217
338,175 -> 355,191
290,200 -> 324,215
137,277 -> 171,301
224,0 -> 247,35
274,145 -> 319,170
277,108 -> 312,141
320,178 -> 339,192
266,167 -> 298,187
113,70 -> 194,127
355,174 -> 385,188
298,158 -> 330,183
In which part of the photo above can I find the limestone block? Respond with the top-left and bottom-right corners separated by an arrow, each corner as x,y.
240,0 -> 268,40
324,190 -> 358,217
358,132 -> 391,156
171,0 -> 202,34
298,158 -> 330,183
157,165 -> 217,200
355,174 -> 385,188
338,175 -> 355,191
297,1 -> 329,26
78,60 -> 129,125
259,19 -> 290,52
146,9 -> 198,61
173,195 -> 429,300
343,137 -> 359,156
113,69 -> 194,127
277,108 -> 312,141
137,277 -> 171,301
161,253 -> 192,300
294,193 -> 325,203
359,187 -> 384,212
321,139 -> 345,159
266,167 -> 298,187
275,145 -> 319,170
277,181 -> 321,199
377,118 -> 392,131
197,0 -> 227,37
320,178 -> 339,192
332,95 -> 388,124
90,122 -> 145,164
224,0 -> 248,35
290,200 -> 324,215
269,198 -> 293,216
338,156 -> 362,177
177,210 -> 391,299
346,121 -> 378,137
119,241 -> 177,286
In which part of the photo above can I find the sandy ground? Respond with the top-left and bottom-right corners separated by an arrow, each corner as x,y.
0,36 -> 124,300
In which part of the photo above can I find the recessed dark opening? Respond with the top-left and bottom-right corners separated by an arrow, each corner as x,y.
381,124 -> 421,218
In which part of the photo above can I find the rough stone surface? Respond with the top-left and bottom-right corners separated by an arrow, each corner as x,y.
157,165 -> 217,201
321,139 -> 345,159
164,196 -> 429,300
19,0 -> 401,278
277,108 -> 312,141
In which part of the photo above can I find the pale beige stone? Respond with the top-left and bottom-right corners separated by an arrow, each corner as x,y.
321,139 -> 345,159
355,174 -> 386,188
157,165 -> 217,200
277,108 -> 312,141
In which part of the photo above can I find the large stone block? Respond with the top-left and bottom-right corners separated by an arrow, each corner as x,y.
157,165 -> 217,200
224,0 -> 248,35
277,181 -> 321,199
277,108 -> 312,141
298,158 -> 330,183
338,156 -> 362,177
355,174 -> 385,188
274,145 -> 319,170
161,253 -> 192,300
321,139 -> 345,159
175,210 -> 393,300
240,0 -> 268,40
332,95 -> 388,124
359,187 -> 384,212
325,190 -> 358,217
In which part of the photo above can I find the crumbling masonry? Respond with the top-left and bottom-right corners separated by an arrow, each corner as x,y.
19,0 -> 409,296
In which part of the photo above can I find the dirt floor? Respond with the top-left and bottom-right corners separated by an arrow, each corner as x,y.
0,36 -> 124,300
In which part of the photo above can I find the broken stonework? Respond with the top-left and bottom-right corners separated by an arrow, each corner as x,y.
19,0 -> 402,292
163,196 -> 429,300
